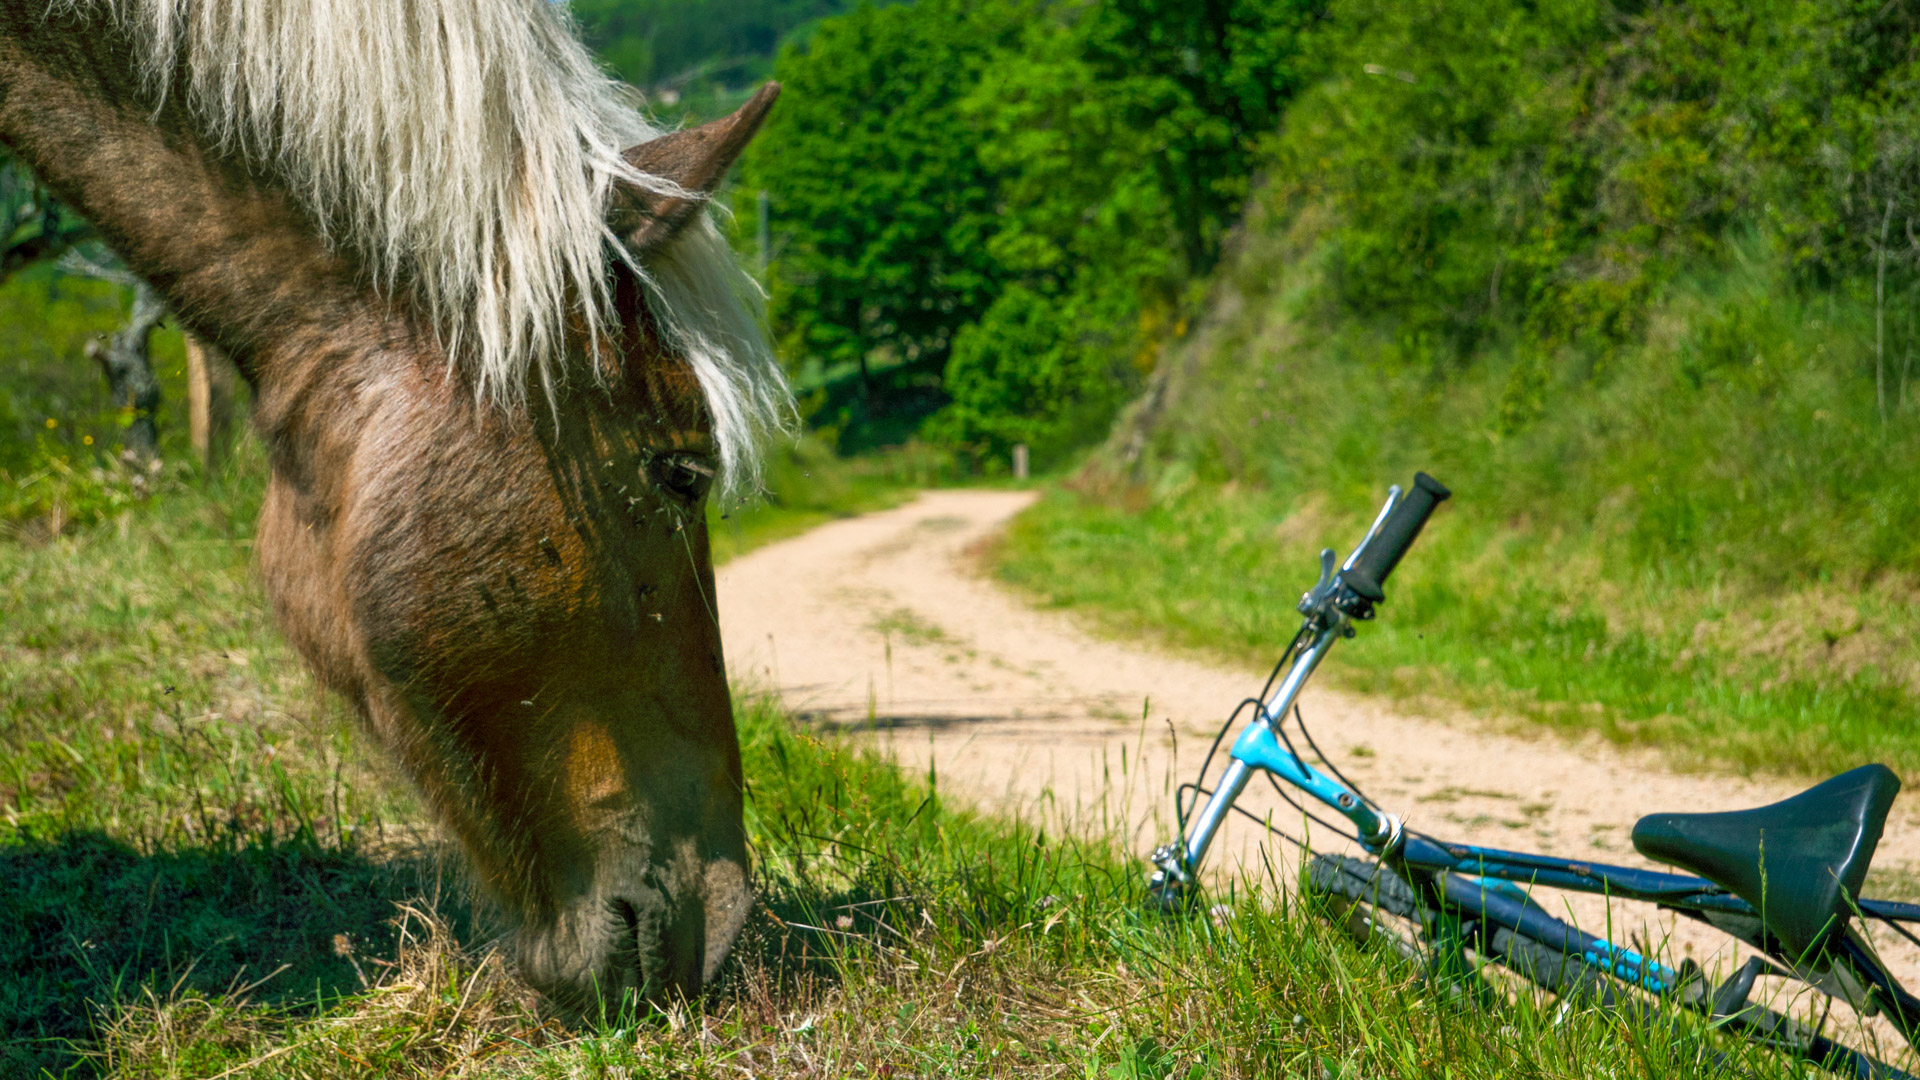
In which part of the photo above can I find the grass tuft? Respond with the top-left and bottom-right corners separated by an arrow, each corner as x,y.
996,232 -> 1920,781
1,267 -> 1903,1077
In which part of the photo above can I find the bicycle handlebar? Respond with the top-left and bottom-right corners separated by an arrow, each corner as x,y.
1149,473 -> 1452,902
1344,472 -> 1450,599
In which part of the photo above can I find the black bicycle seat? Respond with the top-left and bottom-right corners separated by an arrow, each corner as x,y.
1631,763 -> 1900,961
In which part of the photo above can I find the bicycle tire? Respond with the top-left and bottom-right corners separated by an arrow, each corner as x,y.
1491,925 -> 1911,1079
1305,853 -> 1425,963
1308,854 -> 1612,1001
1308,855 -> 1913,1078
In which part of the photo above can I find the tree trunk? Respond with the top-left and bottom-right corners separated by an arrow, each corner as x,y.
85,280 -> 165,461
185,332 -> 235,471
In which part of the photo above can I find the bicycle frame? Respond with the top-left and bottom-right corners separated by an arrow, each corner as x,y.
1149,480 -> 1920,1054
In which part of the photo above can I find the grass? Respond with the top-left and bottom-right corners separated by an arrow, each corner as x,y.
992,226 -> 1920,783
3,479 -> 1886,1078
3,276 -> 1893,1078
995,484 -> 1920,782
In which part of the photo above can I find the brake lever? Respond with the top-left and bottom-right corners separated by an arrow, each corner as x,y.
1299,547 -> 1338,615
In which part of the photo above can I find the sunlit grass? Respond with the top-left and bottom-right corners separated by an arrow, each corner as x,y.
994,235 -> 1920,782
995,483 -> 1920,782
0,420 -> 1883,1080
0,264 -> 1897,1078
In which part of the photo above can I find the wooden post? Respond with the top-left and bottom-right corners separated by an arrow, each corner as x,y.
1012,443 -> 1029,480
185,333 -> 234,472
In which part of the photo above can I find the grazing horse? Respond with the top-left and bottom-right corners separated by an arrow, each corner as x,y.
0,0 -> 792,1010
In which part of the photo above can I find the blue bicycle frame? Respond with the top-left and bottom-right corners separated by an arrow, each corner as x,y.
1148,480 -> 1920,1051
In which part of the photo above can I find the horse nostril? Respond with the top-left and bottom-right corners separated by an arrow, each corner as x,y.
613,896 -> 643,959
606,895 -> 645,972
599,896 -> 648,1018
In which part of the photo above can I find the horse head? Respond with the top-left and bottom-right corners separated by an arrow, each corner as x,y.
0,0 -> 788,1014
305,91 -> 784,1015
497,88 -> 782,1011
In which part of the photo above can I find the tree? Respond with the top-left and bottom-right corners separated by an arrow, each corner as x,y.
8,151 -> 173,464
746,0 -> 1325,458
569,0 -> 848,99
2,152 -> 93,283
1079,0 -> 1326,275
744,0 -> 1019,412
63,252 -> 166,462
929,20 -> 1177,461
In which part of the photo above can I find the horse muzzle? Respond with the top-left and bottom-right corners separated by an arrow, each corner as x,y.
516,846 -> 752,1016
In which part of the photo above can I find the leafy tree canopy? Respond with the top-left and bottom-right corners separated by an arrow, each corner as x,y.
2,153 -> 93,285
742,0 -> 1020,447
749,0 -> 1323,459
568,0 -> 882,119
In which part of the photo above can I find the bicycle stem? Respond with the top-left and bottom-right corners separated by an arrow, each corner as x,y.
1157,619 -> 1403,887
1150,479 -> 1448,899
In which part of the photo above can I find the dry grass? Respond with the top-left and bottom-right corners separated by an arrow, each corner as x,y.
1,277 -> 1899,1077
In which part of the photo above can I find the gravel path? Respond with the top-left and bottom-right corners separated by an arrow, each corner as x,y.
717,489 -> 1920,1029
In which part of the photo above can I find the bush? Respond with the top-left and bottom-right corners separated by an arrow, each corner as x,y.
750,0 -> 1321,461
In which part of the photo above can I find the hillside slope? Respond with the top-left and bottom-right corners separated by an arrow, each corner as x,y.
997,0 -> 1920,779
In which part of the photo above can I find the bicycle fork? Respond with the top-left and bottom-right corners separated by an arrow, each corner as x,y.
1148,475 -> 1450,907
1149,619 -> 1404,906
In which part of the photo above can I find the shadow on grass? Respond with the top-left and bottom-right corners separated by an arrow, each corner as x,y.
0,830 -> 471,1078
794,709 -> 1079,734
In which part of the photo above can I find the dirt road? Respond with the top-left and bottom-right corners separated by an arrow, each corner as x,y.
716,489 -> 1920,998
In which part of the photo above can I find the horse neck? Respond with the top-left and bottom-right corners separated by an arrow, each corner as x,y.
0,7 -> 395,379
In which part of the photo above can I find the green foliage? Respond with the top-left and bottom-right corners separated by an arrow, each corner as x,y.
1078,0 -> 1325,274
1258,0 -> 1920,364
751,0 -> 1319,460
744,0 -> 1015,416
980,0 -> 1920,774
2,435 -> 161,534
1001,233 -> 1920,780
567,0 -> 876,121
931,283 -> 1133,463
0,267 -> 201,537
2,150 -> 94,282
568,0 -> 832,88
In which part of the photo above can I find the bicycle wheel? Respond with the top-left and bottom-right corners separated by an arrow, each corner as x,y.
1309,856 -> 1911,1077
1308,854 -> 1610,1000
1306,853 -> 1425,963
1484,925 -> 1620,1007
1491,925 -> 1911,1079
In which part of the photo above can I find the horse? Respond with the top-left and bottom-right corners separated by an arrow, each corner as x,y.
0,0 -> 792,1012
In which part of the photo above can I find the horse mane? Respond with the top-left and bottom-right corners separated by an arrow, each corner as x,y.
60,0 -> 789,490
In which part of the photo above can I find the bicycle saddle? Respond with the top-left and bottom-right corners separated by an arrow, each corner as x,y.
1631,763 -> 1900,961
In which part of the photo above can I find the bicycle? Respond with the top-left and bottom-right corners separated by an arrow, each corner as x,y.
1145,473 -> 1920,1078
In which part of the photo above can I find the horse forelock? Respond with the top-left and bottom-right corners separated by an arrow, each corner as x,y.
55,0 -> 790,492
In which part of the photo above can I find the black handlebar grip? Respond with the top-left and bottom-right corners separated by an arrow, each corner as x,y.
1346,472 -> 1450,592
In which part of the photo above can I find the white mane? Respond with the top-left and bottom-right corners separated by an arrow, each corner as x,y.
65,0 -> 789,491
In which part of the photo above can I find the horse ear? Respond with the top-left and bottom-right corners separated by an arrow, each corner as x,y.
612,82 -> 780,254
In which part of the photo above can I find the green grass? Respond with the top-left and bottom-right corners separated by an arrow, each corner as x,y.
990,223 -> 1920,783
2,475 -> 1881,1078
0,266 -> 197,536
996,484 -> 1920,781
3,274 -> 1888,1078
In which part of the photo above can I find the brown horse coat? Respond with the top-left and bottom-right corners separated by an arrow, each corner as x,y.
0,0 -> 787,1011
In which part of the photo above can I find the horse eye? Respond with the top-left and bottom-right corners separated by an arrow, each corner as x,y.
649,452 -> 714,504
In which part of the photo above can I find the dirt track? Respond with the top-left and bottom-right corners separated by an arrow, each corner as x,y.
716,489 -> 1920,1010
